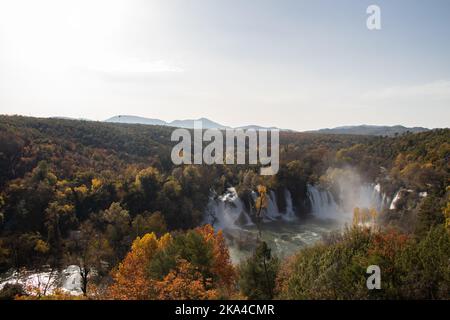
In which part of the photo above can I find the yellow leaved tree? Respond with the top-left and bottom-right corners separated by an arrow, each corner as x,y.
108,232 -> 171,300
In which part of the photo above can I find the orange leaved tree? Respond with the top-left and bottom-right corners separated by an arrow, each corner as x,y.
108,233 -> 171,299
108,224 -> 236,300
155,259 -> 218,300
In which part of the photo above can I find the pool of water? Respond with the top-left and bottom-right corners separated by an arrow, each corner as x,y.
222,217 -> 340,264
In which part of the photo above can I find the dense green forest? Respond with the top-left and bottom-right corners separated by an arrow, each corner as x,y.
0,115 -> 448,300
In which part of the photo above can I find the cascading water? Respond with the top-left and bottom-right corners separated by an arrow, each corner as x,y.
307,185 -> 340,220
389,191 -> 401,210
282,189 -> 297,221
61,265 -> 83,294
265,189 -> 298,222
0,265 -> 83,295
207,181 -> 391,227
307,183 -> 389,221
205,187 -> 253,229
206,187 -> 298,229
205,175 -> 399,263
206,186 -> 326,264
357,184 -> 389,212
388,188 -> 426,210
265,190 -> 282,221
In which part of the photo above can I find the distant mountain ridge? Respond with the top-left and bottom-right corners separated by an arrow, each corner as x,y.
105,116 -> 430,135
312,125 -> 429,136
105,115 -> 283,130
105,115 -> 167,126
169,117 -> 229,129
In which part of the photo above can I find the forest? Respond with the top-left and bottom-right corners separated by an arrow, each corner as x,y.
0,115 -> 448,300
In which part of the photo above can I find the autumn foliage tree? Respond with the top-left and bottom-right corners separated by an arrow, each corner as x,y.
155,259 -> 218,300
108,232 -> 171,299
109,224 -> 236,300
277,226 -> 450,300
196,224 -> 236,295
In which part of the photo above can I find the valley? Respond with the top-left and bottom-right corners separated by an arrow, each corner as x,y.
0,115 -> 448,299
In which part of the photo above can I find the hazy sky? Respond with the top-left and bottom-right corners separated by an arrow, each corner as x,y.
0,0 -> 449,131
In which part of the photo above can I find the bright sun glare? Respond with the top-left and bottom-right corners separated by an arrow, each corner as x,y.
0,0 -> 134,72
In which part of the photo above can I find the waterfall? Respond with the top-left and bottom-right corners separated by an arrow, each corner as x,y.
208,182 -> 396,226
389,191 -> 401,210
206,187 -> 253,229
282,189 -> 297,221
207,182 -> 391,227
307,184 -> 340,220
265,190 -> 282,221
389,189 -> 424,210
307,183 -> 388,221
206,187 -> 299,228
0,265 -> 83,296
261,189 -> 298,221
358,184 -> 386,212
61,265 -> 83,294
265,189 -> 297,221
